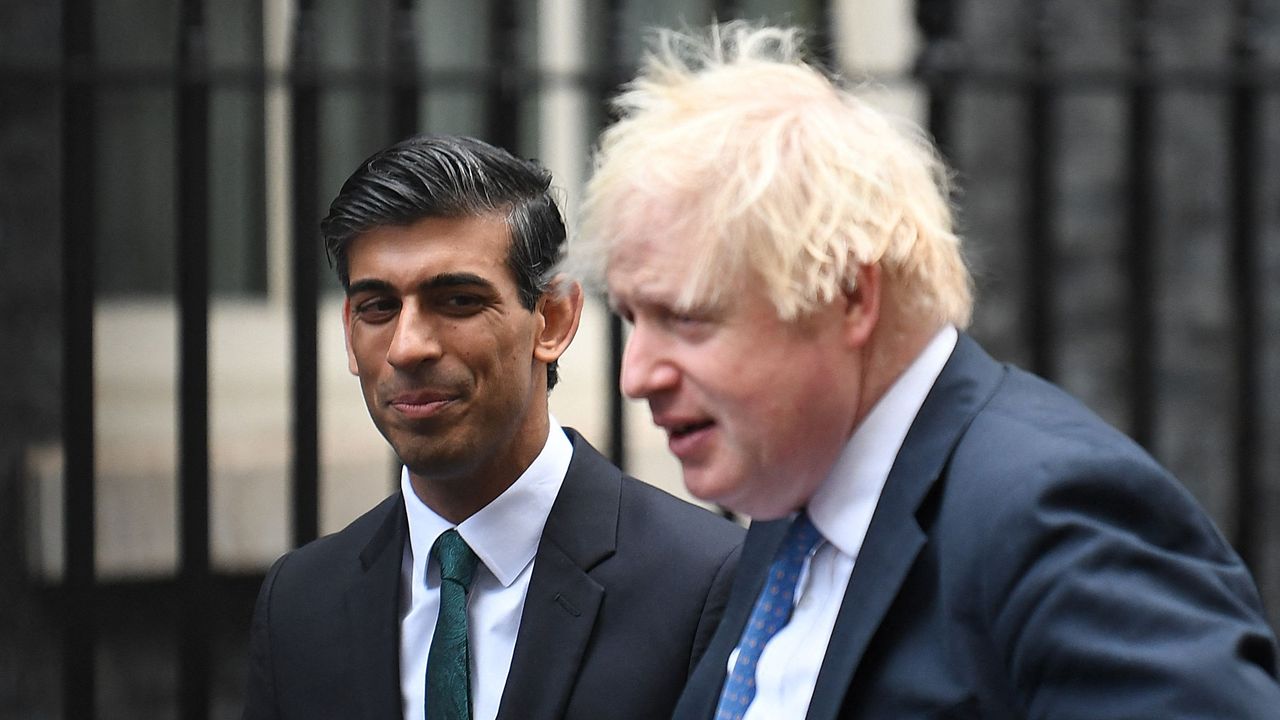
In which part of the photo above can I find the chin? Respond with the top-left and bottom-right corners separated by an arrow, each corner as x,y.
681,471 -> 728,503
692,478 -> 799,521
682,471 -> 754,516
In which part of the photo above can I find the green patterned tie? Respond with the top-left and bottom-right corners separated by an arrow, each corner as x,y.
426,529 -> 479,720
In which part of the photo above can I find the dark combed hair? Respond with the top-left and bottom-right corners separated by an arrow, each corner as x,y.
321,134 -> 568,389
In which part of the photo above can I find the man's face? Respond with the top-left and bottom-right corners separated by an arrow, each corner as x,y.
607,233 -> 864,520
343,214 -> 559,502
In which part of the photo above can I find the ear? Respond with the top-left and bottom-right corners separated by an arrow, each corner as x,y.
842,263 -> 881,349
533,276 -> 584,366
342,296 -> 359,375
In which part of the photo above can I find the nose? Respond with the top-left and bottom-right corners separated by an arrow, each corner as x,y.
619,322 -> 679,399
386,301 -> 443,370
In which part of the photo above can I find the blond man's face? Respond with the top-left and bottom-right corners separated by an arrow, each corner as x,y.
605,230 -> 863,519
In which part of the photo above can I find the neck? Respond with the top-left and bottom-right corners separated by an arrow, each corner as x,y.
853,317 -> 942,429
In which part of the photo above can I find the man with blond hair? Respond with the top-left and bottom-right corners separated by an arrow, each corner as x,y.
574,22 -> 1280,720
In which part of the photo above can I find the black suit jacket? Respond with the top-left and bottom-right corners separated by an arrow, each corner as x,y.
243,429 -> 743,720
675,334 -> 1280,719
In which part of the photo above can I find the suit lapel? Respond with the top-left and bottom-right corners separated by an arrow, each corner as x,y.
495,430 -> 616,720
804,334 -> 1006,720
345,494 -> 408,720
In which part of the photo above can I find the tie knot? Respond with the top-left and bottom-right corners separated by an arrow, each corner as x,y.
433,529 -> 479,590
779,511 -> 823,564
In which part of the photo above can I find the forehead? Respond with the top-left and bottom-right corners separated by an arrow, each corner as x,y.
605,231 -> 699,304
347,214 -> 513,281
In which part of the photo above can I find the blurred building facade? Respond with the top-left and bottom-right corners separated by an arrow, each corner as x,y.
1,0 -> 1277,717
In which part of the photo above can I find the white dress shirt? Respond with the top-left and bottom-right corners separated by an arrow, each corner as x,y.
739,326 -> 958,720
399,415 -> 573,720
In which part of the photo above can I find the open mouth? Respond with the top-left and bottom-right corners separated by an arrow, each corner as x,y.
669,420 -> 714,439
666,419 -> 715,458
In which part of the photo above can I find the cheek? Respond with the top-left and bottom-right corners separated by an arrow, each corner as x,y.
712,385 -> 788,466
723,359 -> 835,451
354,347 -> 380,375
350,328 -> 390,366
719,353 -> 795,415
357,360 -> 382,391
463,323 -> 539,387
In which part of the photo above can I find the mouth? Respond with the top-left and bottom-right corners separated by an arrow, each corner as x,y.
387,390 -> 459,420
662,418 -> 716,458
668,420 -> 714,439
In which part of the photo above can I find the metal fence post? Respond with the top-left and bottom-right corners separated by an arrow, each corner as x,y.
177,0 -> 212,716
915,0 -> 961,160
1125,0 -> 1157,449
486,0 -> 521,151
390,0 -> 421,140
1025,0 -> 1059,381
291,0 -> 321,548
1228,0 -> 1263,568
61,0 -> 97,716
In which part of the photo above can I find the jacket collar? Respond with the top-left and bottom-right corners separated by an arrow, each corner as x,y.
348,494 -> 410,720
495,429 -> 619,720
805,333 -> 1005,719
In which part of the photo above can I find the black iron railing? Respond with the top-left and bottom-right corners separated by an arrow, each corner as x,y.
22,0 -> 1278,717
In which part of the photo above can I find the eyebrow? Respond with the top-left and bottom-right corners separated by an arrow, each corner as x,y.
346,272 -> 497,297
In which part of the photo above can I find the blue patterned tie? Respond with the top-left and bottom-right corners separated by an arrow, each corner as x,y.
714,511 -> 824,719
426,529 -> 479,720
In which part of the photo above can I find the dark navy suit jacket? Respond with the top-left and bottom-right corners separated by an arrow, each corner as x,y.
242,429 -> 743,720
674,333 -> 1280,719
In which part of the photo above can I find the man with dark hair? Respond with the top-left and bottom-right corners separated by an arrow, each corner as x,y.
242,134 -> 742,720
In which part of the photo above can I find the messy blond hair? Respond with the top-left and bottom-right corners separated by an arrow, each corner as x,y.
575,22 -> 972,327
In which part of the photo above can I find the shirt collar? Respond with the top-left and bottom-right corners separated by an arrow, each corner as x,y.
808,325 -> 958,558
401,414 -> 573,587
